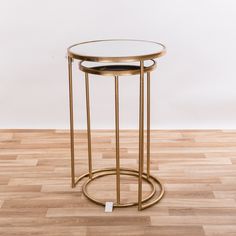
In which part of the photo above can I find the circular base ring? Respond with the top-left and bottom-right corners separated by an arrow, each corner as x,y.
75,168 -> 164,209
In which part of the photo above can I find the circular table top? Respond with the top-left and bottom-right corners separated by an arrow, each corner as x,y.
67,39 -> 166,62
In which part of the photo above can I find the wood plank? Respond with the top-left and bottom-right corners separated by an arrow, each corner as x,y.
145,226 -> 205,236
0,226 -> 87,236
151,216 -> 236,225
203,225 -> 236,236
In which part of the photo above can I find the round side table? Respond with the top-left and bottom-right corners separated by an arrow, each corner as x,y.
67,39 -> 166,210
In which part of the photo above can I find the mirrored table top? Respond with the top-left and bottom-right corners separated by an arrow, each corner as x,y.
68,39 -> 166,62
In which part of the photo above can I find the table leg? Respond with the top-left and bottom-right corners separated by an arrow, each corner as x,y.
85,73 -> 92,179
115,75 -> 121,204
147,72 -> 151,178
68,56 -> 75,188
138,61 -> 145,210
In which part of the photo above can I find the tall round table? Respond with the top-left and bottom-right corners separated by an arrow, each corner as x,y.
67,39 -> 166,210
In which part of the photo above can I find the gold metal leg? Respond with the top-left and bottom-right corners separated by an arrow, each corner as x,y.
85,73 -> 92,179
138,61 -> 145,210
115,75 -> 121,204
68,56 -> 75,188
147,72 -> 151,178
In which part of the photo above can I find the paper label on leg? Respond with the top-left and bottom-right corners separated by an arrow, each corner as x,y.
105,202 -> 113,213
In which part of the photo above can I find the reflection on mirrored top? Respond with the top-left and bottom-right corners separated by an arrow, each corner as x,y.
68,39 -> 166,62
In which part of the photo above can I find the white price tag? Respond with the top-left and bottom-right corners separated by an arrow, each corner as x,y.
105,202 -> 113,213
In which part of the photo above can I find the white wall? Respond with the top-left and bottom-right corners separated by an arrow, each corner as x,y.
0,0 -> 236,129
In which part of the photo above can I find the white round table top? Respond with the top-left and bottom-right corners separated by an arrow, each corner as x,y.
67,39 -> 166,62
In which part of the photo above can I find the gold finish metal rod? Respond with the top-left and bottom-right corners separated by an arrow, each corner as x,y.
67,39 -> 166,62
147,72 -> 151,178
138,61 -> 145,210
85,73 -> 92,179
82,169 -> 157,207
68,56 -> 75,188
79,59 -> 157,77
115,75 -> 121,204
74,167 -> 164,209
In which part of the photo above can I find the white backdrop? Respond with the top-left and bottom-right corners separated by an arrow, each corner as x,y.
1,0 -> 236,129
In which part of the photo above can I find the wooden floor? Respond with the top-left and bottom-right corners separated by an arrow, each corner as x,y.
0,130 -> 236,236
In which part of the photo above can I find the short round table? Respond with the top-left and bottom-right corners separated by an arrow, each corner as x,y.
67,39 -> 166,210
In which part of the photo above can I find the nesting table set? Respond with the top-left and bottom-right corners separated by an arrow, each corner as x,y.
67,39 -> 166,210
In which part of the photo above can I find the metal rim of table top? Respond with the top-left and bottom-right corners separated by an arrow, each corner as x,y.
67,39 -> 166,62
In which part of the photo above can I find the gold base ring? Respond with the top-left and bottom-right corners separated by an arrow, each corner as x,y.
74,168 -> 164,209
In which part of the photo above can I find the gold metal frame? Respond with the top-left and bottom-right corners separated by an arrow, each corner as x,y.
68,39 -> 166,62
79,59 -> 157,76
67,40 -> 165,211
81,168 -> 164,208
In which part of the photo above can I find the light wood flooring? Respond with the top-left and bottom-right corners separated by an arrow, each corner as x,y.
0,129 -> 236,236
